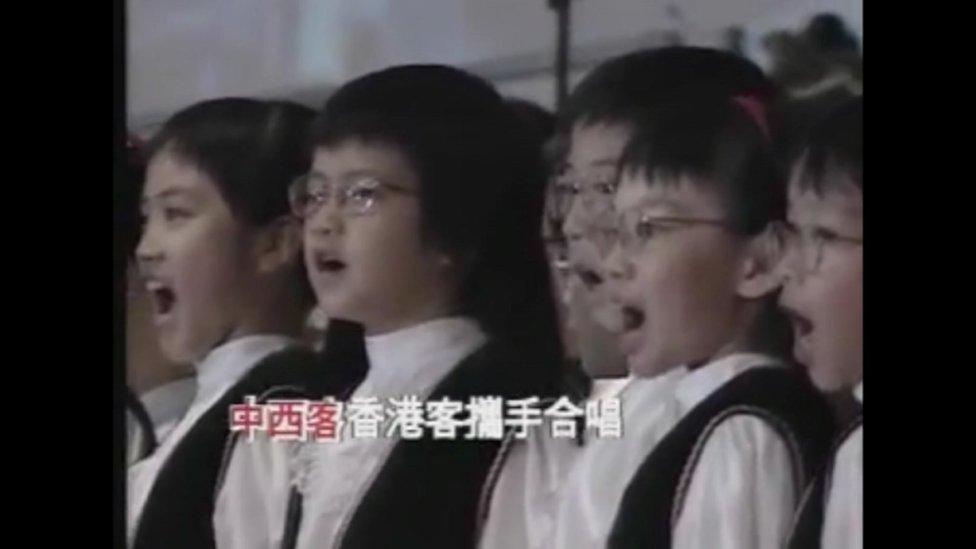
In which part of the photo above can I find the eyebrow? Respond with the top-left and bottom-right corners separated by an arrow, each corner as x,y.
141,187 -> 193,206
308,168 -> 387,182
564,158 -> 619,172
619,196 -> 695,217
589,159 -> 619,168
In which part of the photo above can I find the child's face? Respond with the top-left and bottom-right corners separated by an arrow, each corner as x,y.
779,176 -> 863,392
137,150 -> 258,363
303,141 -> 457,335
560,121 -> 632,333
605,172 -> 754,377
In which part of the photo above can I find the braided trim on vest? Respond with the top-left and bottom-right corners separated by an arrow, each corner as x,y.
474,429 -> 521,541
285,382 -> 367,549
669,405 -> 806,530
212,384 -> 308,500
787,413 -> 863,538
474,396 -> 561,543
789,472 -> 821,538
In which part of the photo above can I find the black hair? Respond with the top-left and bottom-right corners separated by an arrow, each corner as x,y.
803,13 -> 861,57
506,98 -> 565,251
794,96 -> 862,194
311,65 -> 564,393
559,46 -> 776,133
119,136 -> 147,260
620,97 -> 785,235
506,97 -> 557,149
146,98 -> 316,227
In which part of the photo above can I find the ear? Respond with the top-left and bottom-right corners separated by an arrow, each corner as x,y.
253,216 -> 304,274
736,224 -> 785,299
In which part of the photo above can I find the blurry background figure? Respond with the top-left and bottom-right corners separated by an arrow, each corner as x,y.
764,12 -> 862,160
121,136 -> 194,466
542,141 -> 576,355
723,25 -> 746,56
517,95 -> 628,398
765,13 -> 861,95
509,97 -> 593,398
127,2 -> 862,140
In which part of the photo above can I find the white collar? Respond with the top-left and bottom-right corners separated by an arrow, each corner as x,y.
589,375 -> 633,401
673,353 -> 781,412
194,334 -> 298,405
853,381 -> 863,403
360,316 -> 486,398
139,376 -> 196,430
621,365 -> 690,407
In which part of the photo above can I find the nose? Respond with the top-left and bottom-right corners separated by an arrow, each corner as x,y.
135,218 -> 162,272
777,240 -> 806,286
562,195 -> 588,243
305,197 -> 344,238
604,240 -> 632,283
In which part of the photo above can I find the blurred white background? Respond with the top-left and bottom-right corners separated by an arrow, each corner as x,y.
127,0 -> 862,136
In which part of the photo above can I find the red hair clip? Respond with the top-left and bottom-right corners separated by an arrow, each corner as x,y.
127,133 -> 146,151
731,95 -> 771,141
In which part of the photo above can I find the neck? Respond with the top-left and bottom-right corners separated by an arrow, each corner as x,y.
232,299 -> 309,343
690,301 -> 768,371
362,307 -> 454,337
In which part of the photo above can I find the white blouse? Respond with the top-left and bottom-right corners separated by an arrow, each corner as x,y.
821,381 -> 863,549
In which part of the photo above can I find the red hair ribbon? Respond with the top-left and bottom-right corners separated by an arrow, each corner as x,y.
127,133 -> 146,151
731,94 -> 771,141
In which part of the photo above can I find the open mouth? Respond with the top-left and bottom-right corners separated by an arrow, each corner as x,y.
622,305 -> 645,332
616,303 -> 646,356
783,308 -> 814,365
145,281 -> 176,324
313,251 -> 347,273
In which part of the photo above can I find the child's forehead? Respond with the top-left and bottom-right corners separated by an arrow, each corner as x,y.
615,171 -> 726,216
788,177 -> 862,217
311,140 -> 417,181
567,120 -> 632,169
787,185 -> 862,233
143,151 -> 214,200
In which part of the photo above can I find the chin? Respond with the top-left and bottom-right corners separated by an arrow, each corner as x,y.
627,349 -> 666,379
808,364 -> 848,393
315,295 -> 354,321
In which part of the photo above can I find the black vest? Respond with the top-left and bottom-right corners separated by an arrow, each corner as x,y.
607,366 -> 836,549
788,413 -> 863,549
281,340 -> 555,549
131,346 -> 364,549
